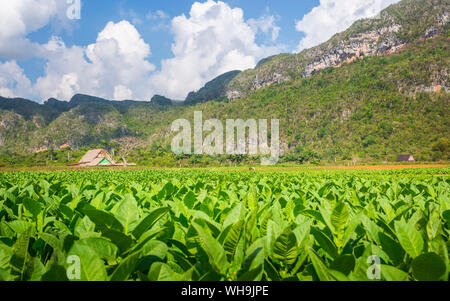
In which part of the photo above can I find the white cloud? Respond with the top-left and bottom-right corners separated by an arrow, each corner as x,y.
248,14 -> 281,42
295,0 -> 400,52
0,60 -> 34,98
149,0 -> 280,99
34,21 -> 155,101
146,10 -> 170,20
114,85 -> 133,100
0,0 -> 69,59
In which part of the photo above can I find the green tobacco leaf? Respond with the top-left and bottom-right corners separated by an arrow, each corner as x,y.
238,240 -> 264,281
68,243 -> 107,281
10,226 -> 31,280
273,227 -> 298,265
394,220 -> 424,259
442,210 -> 450,224
378,233 -> 405,266
77,238 -> 118,263
412,253 -> 446,281
100,228 -> 133,254
183,191 -> 196,209
329,254 -> 355,276
0,268 -> 12,281
80,209 -> 124,232
308,249 -> 332,281
331,202 -> 349,240
380,265 -> 409,281
26,257 -> 45,281
223,220 -> 245,261
237,265 -> 263,281
141,240 -> 169,262
148,262 -> 180,281
0,244 -> 13,270
41,265 -> 69,281
311,227 -> 338,259
110,251 -> 141,281
23,198 -> 42,217
193,221 -> 229,275
39,232 -> 63,251
132,207 -> 170,240
113,194 -> 140,234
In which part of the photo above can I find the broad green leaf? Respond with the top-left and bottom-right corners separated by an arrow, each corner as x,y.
77,238 -> 118,263
68,243 -> 107,281
113,194 -> 140,234
272,227 -> 298,265
80,208 -> 124,232
331,202 -> 349,241
132,207 -> 170,240
311,227 -> 338,259
378,233 -> 405,266
148,262 -> 180,281
412,253 -> 446,281
308,249 -> 332,281
183,191 -> 196,209
23,198 -> 42,217
329,254 -> 355,276
0,244 -> 13,269
41,265 -> 69,281
394,220 -> 424,258
110,251 -> 141,281
101,228 -> 133,254
380,265 -> 409,281
192,221 -> 229,275
223,220 -> 245,261
10,226 -> 32,280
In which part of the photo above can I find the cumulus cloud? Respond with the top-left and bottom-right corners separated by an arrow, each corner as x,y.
0,0 -> 68,59
149,0 -> 281,99
248,14 -> 281,42
295,0 -> 400,52
0,61 -> 34,98
35,21 -> 155,101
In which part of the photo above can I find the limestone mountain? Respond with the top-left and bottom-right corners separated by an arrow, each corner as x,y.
225,0 -> 449,99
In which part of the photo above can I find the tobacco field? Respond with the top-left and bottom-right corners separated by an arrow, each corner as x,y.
0,168 -> 448,281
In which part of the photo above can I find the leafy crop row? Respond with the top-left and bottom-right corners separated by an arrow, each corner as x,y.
0,169 -> 448,281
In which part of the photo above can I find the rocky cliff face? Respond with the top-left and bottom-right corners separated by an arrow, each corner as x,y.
225,0 -> 450,99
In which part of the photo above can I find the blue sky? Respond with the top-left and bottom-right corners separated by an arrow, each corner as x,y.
0,0 -> 399,102
23,0 -> 318,81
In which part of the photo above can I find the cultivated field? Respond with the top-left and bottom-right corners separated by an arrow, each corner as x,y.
0,167 -> 448,281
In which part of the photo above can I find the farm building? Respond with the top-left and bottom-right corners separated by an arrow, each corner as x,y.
72,149 -> 117,166
69,148 -> 137,167
396,154 -> 416,162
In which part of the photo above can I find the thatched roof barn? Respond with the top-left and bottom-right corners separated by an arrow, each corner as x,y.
74,149 -> 117,166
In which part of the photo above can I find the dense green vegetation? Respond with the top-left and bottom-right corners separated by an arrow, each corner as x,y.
0,168 -> 448,281
2,33 -> 448,168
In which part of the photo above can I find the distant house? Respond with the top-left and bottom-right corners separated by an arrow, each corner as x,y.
69,148 -> 136,167
59,143 -> 71,150
35,146 -> 48,153
397,154 -> 416,162
71,149 -> 117,166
